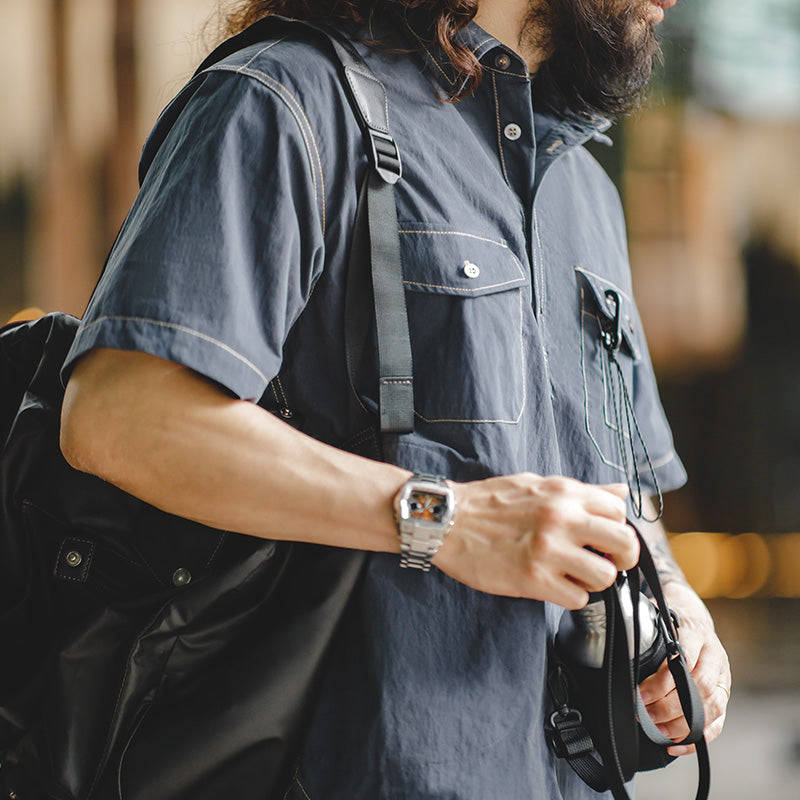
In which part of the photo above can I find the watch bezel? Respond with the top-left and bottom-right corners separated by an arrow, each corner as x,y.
397,479 -> 455,528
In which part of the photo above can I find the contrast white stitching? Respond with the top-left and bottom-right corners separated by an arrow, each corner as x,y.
293,774 -> 313,800
403,277 -> 523,292
638,451 -> 676,472
580,288 -> 626,473
491,73 -> 511,186
77,315 -> 270,387
241,39 -> 284,70
482,63 -> 528,78
398,229 -> 507,246
574,266 -> 633,304
215,65 -> 327,237
397,229 -> 526,281
404,23 -> 456,86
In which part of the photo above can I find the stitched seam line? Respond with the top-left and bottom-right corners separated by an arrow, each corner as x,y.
404,23 -> 456,87
294,773 -> 312,800
347,66 -> 391,132
533,208 -> 545,318
398,229 -> 506,246
241,39 -> 284,70
414,289 -> 525,424
274,375 -> 289,406
214,65 -> 327,236
492,73 -> 511,186
397,229 -> 526,280
77,315 -> 270,388
580,287 -> 626,474
482,64 -> 528,78
574,266 -> 633,304
404,277 -> 524,292
639,450 -> 676,472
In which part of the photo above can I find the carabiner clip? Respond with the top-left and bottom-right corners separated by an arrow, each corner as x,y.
600,289 -> 622,354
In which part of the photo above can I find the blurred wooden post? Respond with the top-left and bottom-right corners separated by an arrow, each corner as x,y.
31,0 -> 97,315
108,0 -> 140,240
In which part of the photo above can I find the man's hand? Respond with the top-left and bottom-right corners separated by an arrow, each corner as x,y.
433,475 -> 639,608
639,583 -> 731,755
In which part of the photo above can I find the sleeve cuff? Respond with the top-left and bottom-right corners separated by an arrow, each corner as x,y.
62,315 -> 275,401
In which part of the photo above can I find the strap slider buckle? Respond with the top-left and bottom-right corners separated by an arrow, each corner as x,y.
545,707 -> 592,759
368,129 -> 402,184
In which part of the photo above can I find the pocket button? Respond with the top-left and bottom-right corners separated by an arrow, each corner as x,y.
462,261 -> 481,278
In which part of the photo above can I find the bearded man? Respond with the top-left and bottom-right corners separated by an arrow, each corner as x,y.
60,0 -> 730,797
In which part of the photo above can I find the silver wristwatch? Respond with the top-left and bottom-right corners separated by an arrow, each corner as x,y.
394,472 -> 455,571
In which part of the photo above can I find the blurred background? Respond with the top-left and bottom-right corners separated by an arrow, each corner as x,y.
1,0 -> 799,796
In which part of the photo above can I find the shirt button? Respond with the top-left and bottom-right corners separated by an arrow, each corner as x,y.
494,53 -> 511,70
462,261 -> 481,278
503,123 -> 522,141
172,567 -> 192,587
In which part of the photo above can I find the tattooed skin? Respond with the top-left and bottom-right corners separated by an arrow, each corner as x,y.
638,496 -> 689,590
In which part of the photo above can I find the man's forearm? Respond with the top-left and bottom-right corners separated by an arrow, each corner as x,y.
61,348 -> 410,552
637,496 -> 715,626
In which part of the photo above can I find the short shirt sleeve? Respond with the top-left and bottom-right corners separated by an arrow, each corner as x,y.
63,68 -> 325,401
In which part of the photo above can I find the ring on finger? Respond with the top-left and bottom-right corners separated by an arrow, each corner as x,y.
715,682 -> 730,700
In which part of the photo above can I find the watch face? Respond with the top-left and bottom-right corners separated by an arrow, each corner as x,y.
409,491 -> 447,523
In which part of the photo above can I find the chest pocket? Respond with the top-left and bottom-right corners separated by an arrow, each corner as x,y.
576,267 -> 643,475
399,227 -> 530,424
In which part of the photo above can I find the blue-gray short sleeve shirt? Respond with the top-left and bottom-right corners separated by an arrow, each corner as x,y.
64,21 -> 686,800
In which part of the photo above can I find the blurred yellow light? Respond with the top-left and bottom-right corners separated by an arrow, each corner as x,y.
722,533 -> 771,599
670,532 -> 728,598
769,534 -> 800,598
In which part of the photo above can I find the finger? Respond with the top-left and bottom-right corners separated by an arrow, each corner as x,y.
655,715 -> 690,743
703,709 -> 727,744
583,485 -> 629,521
555,547 -> 618,593
645,692 -> 684,727
667,709 -> 727,757
602,483 -> 630,500
536,571 -> 590,611
639,662 -> 676,705
579,516 -> 639,571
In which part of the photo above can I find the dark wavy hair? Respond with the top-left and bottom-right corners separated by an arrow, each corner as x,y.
219,0 -> 660,117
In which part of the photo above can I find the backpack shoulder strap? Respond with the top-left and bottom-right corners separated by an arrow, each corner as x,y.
138,16 -> 414,437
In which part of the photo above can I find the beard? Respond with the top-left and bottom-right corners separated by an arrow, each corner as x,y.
526,0 -> 662,118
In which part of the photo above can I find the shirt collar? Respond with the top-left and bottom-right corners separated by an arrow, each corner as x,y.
403,19 -> 527,96
403,19 -> 612,143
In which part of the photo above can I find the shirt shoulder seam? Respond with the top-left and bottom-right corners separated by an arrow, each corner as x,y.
210,63 -> 327,237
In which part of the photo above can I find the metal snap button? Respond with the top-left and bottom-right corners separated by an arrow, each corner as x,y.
172,568 -> 192,587
65,550 -> 82,567
503,123 -> 522,141
462,261 -> 481,279
278,407 -> 294,420
494,53 -> 511,70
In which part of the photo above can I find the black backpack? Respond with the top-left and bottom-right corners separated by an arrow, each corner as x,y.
0,17 -> 411,800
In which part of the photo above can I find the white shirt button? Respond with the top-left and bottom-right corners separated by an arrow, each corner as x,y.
494,53 -> 511,70
503,123 -> 522,141
462,261 -> 481,278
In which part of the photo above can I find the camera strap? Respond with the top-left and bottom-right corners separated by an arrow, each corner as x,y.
546,526 -> 710,800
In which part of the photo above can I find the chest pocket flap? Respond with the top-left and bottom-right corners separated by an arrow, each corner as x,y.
398,226 -> 531,424
576,267 -> 641,361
